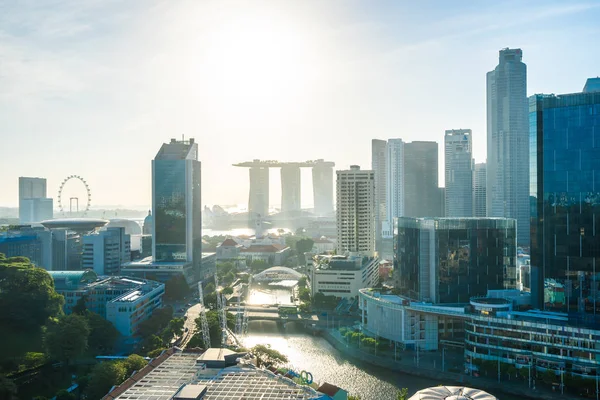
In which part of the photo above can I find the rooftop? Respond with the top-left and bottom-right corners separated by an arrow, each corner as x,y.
41,218 -> 109,232
105,349 -> 322,400
314,254 -> 376,271
122,256 -> 191,269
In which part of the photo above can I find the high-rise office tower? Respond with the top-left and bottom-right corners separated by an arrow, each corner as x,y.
404,141 -> 440,217
19,177 -> 53,223
445,129 -> 473,217
473,163 -> 487,217
371,139 -> 387,239
152,138 -> 202,270
248,165 -> 269,218
280,165 -> 301,214
529,79 -> 600,314
384,139 -> 404,237
312,160 -> 334,216
336,166 -> 375,254
487,48 -> 529,245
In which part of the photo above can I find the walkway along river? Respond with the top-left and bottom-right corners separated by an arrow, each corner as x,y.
241,320 -> 521,400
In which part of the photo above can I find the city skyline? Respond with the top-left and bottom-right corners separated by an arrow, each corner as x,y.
1,1 -> 600,208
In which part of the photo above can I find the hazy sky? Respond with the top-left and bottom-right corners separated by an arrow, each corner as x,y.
1,0 -> 599,209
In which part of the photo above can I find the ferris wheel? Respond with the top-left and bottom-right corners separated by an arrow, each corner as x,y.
57,175 -> 92,217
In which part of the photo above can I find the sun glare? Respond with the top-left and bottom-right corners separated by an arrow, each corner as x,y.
199,11 -> 319,116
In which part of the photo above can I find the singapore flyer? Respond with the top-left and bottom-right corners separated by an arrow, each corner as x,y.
57,175 -> 91,217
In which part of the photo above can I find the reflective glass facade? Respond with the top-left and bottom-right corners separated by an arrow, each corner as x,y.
394,218 -> 516,303
152,139 -> 202,280
529,91 -> 600,315
154,160 -> 187,262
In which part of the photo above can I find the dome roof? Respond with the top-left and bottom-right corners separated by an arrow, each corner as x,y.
106,218 -> 142,235
143,210 -> 153,235
409,386 -> 496,400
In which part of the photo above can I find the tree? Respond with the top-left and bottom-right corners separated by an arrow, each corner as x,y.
295,238 -> 314,263
147,348 -> 167,358
138,307 -> 173,338
250,259 -> 269,272
86,312 -> 119,354
397,388 -> 409,400
45,314 -> 90,365
141,335 -> 164,355
298,288 -> 311,302
221,286 -> 234,295
0,375 -> 17,400
161,318 -> 184,344
0,256 -> 64,331
251,344 -> 288,367
542,369 -> 557,385
72,295 -> 88,315
123,354 -> 147,376
85,361 -> 127,400
298,277 -> 307,288
55,389 -> 75,400
224,271 -> 236,284
204,282 -> 215,294
164,275 -> 190,301
348,395 -> 361,400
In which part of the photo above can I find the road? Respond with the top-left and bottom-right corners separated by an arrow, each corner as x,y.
180,303 -> 202,348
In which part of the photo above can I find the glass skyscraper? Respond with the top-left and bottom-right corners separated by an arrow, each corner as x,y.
404,141 -> 441,218
487,48 -> 530,245
394,217 -> 516,304
152,138 -> 202,275
529,80 -> 600,316
445,129 -> 473,217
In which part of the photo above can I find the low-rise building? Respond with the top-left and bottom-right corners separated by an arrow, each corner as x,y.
102,348 -> 324,400
49,270 -> 165,336
106,280 -> 165,336
359,288 -> 600,379
312,237 -> 335,254
240,244 -> 291,266
308,254 -> 379,299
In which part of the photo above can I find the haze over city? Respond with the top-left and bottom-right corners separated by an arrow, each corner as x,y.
1,0 -> 599,208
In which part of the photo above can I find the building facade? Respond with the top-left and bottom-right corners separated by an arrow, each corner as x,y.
529,80 -> 600,315
152,138 -> 202,281
372,139 -> 388,241
394,217 -> 517,303
49,270 -> 165,335
280,165 -> 301,214
473,163 -> 487,217
248,165 -> 269,218
404,141 -> 441,218
384,139 -> 404,237
312,160 -> 335,216
487,48 -> 530,245
19,177 -> 53,224
82,227 -> 131,275
445,129 -> 473,217
308,254 -> 380,299
336,166 -> 375,254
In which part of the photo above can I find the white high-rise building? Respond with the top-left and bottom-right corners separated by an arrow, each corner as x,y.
383,139 -> 404,237
487,48 -> 529,245
473,163 -> 487,217
371,139 -> 387,240
83,227 -> 131,276
336,165 -> 375,254
445,129 -> 473,217
19,177 -> 53,224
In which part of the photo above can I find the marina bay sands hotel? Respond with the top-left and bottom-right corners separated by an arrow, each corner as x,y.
233,159 -> 335,217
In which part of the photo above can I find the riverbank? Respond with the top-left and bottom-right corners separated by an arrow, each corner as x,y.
322,330 -> 580,400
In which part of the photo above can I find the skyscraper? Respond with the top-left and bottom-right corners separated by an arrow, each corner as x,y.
336,165 -> 375,254
312,160 -> 334,216
152,138 -> 202,272
529,80 -> 600,314
248,165 -> 269,218
445,129 -> 473,217
404,141 -> 440,217
487,48 -> 529,245
19,177 -> 53,223
280,165 -> 301,214
371,139 -> 387,240
384,139 -> 404,237
473,163 -> 487,217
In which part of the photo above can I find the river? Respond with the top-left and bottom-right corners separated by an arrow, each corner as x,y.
242,321 -> 515,400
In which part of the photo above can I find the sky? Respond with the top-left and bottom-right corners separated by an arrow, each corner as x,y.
1,0 -> 599,209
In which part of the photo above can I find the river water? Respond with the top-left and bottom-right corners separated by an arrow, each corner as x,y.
242,321 -> 514,400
